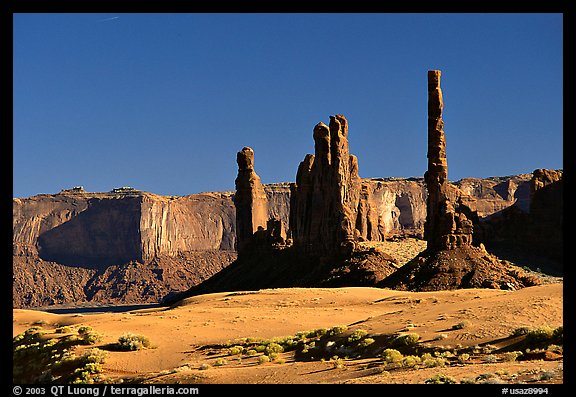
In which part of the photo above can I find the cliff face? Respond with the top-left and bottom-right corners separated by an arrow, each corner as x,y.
12,172 -> 544,308
12,190 -> 239,308
139,192 -> 236,260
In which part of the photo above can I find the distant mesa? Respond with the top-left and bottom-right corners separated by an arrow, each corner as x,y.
12,70 -> 562,308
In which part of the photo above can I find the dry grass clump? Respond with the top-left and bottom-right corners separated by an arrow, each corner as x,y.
13,326 -> 108,384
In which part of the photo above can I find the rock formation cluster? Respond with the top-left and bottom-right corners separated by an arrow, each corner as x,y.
290,115 -> 363,257
12,70 -> 561,307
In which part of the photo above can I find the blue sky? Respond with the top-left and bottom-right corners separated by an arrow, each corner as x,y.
13,13 -> 563,198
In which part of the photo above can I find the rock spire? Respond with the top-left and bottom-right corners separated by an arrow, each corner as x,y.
424,70 -> 473,250
233,147 -> 269,256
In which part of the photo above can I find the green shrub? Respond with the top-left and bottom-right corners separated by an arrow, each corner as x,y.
328,325 -> 348,336
552,326 -> 563,342
425,374 -> 457,384
392,333 -> 420,346
526,326 -> 554,344
546,344 -> 562,353
78,328 -> 102,345
423,356 -> 446,368
265,342 -> 284,354
502,351 -> 522,362
512,326 -> 530,336
347,330 -> 368,343
382,349 -> 403,363
116,333 -> 151,351
80,348 -> 107,365
401,355 -> 421,368
458,353 -> 470,363
257,355 -> 270,364
228,346 -> 244,355
267,352 -> 279,361
213,358 -> 227,366
483,354 -> 498,363
77,326 -> 93,335
55,326 -> 74,334
358,338 -> 375,348
331,357 -> 345,369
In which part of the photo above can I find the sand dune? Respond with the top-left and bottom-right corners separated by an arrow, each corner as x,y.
13,282 -> 562,384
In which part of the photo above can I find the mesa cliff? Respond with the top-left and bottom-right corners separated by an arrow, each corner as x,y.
13,71 -> 562,307
13,170 -> 559,308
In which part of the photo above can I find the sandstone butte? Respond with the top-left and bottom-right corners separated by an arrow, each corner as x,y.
12,71 -> 563,308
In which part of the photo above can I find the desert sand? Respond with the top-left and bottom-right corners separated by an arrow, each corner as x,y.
13,281 -> 563,384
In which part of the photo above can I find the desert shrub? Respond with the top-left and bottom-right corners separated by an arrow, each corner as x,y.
246,349 -> 258,356
525,326 -> 555,344
435,350 -> 454,358
257,355 -> 270,364
313,328 -> 328,337
77,326 -> 93,335
199,363 -> 210,370
13,327 -> 110,384
77,327 -> 102,345
401,355 -> 421,368
502,351 -> 523,362
382,349 -> 403,364
265,342 -> 284,354
358,338 -> 375,348
255,345 -> 267,353
512,326 -> 530,336
481,344 -> 497,354
425,374 -> 457,384
539,371 -> 555,381
267,352 -> 279,361
392,333 -> 420,347
281,338 -> 299,350
80,348 -> 107,365
331,357 -> 345,369
552,326 -> 563,342
347,329 -> 368,343
328,325 -> 348,336
55,326 -> 74,334
213,358 -> 227,366
116,333 -> 151,351
483,354 -> 498,363
476,373 -> 503,384
422,354 -> 446,368
228,346 -> 244,355
433,333 -> 448,341
458,353 -> 470,363
546,344 -> 562,353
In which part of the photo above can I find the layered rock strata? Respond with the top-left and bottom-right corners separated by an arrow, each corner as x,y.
424,70 -> 474,250
477,169 -> 563,272
289,115 -> 362,257
233,147 -> 270,256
